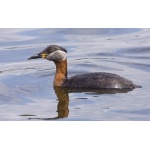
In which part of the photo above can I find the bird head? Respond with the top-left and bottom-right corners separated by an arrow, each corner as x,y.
28,45 -> 67,62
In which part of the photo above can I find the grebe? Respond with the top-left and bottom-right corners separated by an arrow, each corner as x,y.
28,45 -> 141,89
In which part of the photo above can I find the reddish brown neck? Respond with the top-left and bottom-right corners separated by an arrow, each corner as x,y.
53,59 -> 67,87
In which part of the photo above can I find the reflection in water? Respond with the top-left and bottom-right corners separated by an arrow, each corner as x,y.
28,87 -> 133,120
55,87 -> 69,119
28,87 -> 69,120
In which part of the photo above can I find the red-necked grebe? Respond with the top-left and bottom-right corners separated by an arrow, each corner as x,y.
28,45 -> 141,89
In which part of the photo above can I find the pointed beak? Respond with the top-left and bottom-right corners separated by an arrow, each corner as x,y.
28,53 -> 48,60
28,54 -> 42,60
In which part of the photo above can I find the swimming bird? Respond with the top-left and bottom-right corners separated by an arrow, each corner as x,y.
28,45 -> 141,89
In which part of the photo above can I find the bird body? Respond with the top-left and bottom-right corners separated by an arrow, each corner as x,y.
28,45 -> 141,90
63,72 -> 140,89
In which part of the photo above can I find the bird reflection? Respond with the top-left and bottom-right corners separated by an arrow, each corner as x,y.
28,87 -> 133,120
28,87 -> 69,120
54,87 -> 69,118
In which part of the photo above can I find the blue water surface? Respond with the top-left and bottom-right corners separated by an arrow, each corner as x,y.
0,28 -> 149,120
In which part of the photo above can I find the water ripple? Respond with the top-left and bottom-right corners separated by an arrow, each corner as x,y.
0,28 -> 149,120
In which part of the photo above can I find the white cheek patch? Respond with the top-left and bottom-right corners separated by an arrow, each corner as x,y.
46,50 -> 66,61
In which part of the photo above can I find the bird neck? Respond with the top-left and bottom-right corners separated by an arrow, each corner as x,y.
54,59 -> 68,87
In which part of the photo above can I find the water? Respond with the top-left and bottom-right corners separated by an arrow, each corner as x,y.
0,28 -> 149,121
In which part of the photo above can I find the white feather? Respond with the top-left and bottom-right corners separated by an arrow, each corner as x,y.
46,50 -> 66,61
